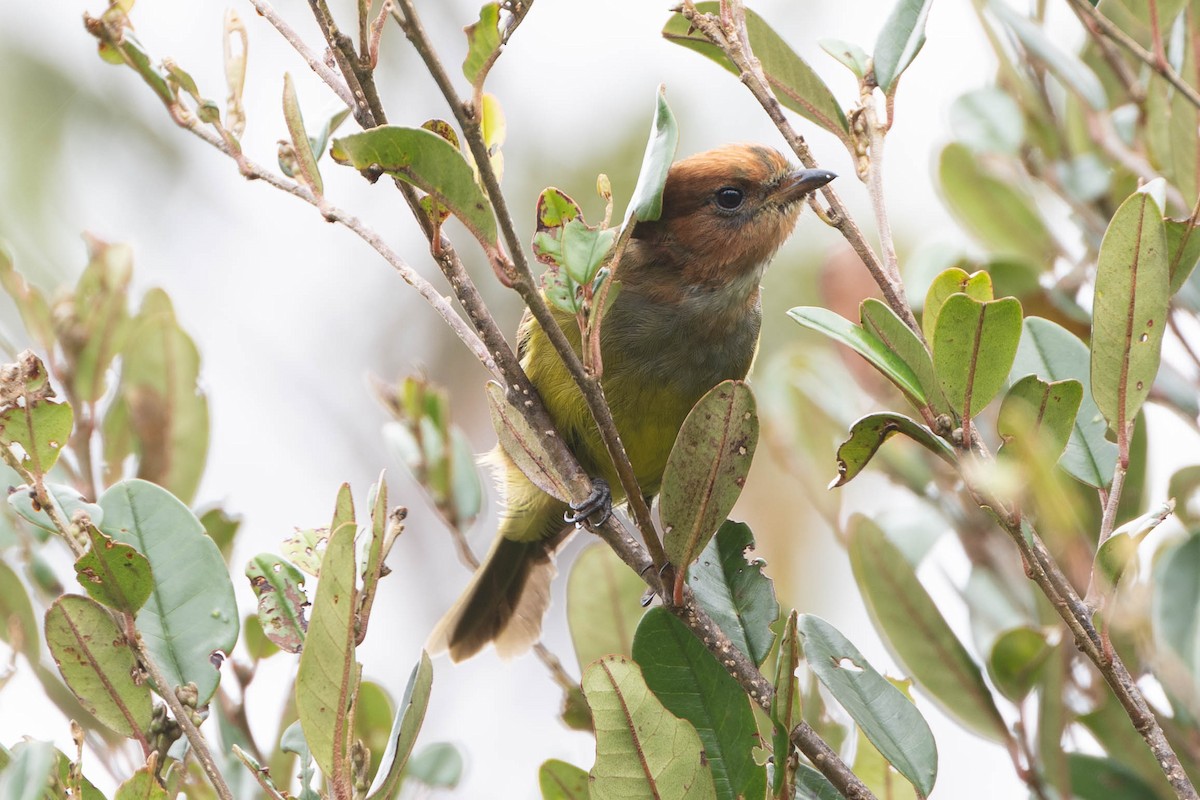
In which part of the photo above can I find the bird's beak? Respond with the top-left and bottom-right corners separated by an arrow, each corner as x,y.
771,168 -> 837,206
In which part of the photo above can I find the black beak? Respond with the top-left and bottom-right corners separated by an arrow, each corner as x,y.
772,168 -> 837,206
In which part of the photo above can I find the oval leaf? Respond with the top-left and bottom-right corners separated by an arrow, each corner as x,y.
1010,317 -> 1117,488
873,0 -> 933,93
582,655 -> 717,800
996,375 -> 1083,465
933,294 -> 1023,422
832,413 -> 956,488
663,4 -> 849,137
922,267 -> 993,345
0,398 -> 71,478
1091,189 -> 1169,439
45,594 -> 151,740
632,608 -> 766,800
987,626 -> 1052,703
798,614 -> 938,797
685,520 -> 779,666
246,554 -> 308,653
73,525 -> 153,615
539,759 -> 589,800
849,517 -> 1008,742
331,126 -> 498,246
661,381 -> 758,583
567,542 -> 647,669
99,480 -> 238,706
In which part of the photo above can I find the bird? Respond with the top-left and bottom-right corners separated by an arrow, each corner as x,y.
428,143 -> 836,661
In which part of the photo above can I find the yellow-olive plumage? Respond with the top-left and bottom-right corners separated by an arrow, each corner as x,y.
429,144 -> 835,661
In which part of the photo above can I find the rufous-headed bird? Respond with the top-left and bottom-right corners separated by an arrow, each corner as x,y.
429,144 -> 836,661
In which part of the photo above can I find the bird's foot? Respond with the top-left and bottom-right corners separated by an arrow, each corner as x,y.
564,478 -> 612,527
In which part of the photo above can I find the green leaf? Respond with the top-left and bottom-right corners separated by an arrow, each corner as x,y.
246,554 -> 308,653
119,289 -> 209,505
73,525 -> 153,614
1166,216 -> 1200,295
831,413 -> 956,488
798,614 -> 938,797
949,88 -> 1024,154
1091,188 -> 1169,439
462,2 -> 501,87
582,655 -> 717,799
0,740 -> 55,800
627,85 -> 680,223
794,763 -> 842,800
937,143 -> 1055,266
44,594 -> 152,739
849,517 -> 1008,742
567,542 -> 647,669
633,608 -> 765,800
539,759 -> 590,800
561,220 -> 617,285
0,560 -> 38,660
281,720 -> 319,800
1152,532 -> 1200,693
1068,754 -> 1165,799
850,697 -> 919,800
685,520 -> 779,666
283,527 -> 329,578
989,0 -> 1107,110
405,742 -> 463,788
0,247 -> 54,352
8,482 -> 102,534
922,267 -> 993,344
997,375 -> 1083,464
535,187 -> 582,232
242,614 -> 279,661
661,381 -> 758,597
354,680 -> 395,782
771,611 -> 802,798
0,399 -> 72,478
485,381 -> 571,502
296,521 -> 357,786
662,4 -> 849,137
331,126 -> 498,247
99,480 -> 237,706
860,298 -> 944,413
1169,465 -> 1200,527
987,626 -> 1053,702
933,294 -> 1023,422
788,307 -> 925,404
1010,317 -> 1117,488
819,38 -> 870,78
872,0 -> 933,93
67,238 -> 133,404
114,762 -> 168,800
282,73 -> 323,195
365,651 -> 433,800
200,507 -> 241,561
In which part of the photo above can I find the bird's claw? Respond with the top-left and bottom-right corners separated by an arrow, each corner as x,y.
564,478 -> 612,527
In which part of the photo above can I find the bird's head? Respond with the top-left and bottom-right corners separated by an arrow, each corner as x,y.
626,144 -> 835,304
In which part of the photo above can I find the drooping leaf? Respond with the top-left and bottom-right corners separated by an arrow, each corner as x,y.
933,294 -> 1023,422
627,85 -> 680,223
331,126 -> 498,246
685,520 -> 778,666
873,0 -> 933,93
860,298 -> 944,413
849,517 -> 1008,742
662,4 -> 849,137
831,413 -> 956,488
245,554 -> 308,653
485,381 -> 570,502
633,608 -> 765,800
99,480 -> 237,706
661,381 -> 758,600
798,614 -> 938,797
539,759 -> 590,800
1091,188 -> 1169,439
1009,317 -> 1117,488
296,521 -> 357,786
73,525 -> 153,614
789,307 -> 925,404
567,542 -> 647,669
582,655 -> 717,799
44,594 -> 152,740
365,651 -> 434,800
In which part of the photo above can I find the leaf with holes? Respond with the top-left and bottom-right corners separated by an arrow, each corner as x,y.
0,399 -> 71,477
661,381 -> 758,603
246,554 -> 307,653
832,413 -> 956,488
1091,188 -> 1169,440
45,594 -> 151,740
583,655 -> 717,799
73,525 -> 152,615
933,294 -> 1023,423
798,614 -> 938,797
849,517 -> 1007,742
662,4 -> 849,137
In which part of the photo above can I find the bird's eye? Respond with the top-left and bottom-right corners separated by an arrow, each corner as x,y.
715,186 -> 744,211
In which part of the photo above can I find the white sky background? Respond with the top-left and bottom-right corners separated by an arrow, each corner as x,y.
0,0 -> 1148,797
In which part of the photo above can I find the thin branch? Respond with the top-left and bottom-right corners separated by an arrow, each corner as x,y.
245,0 -> 355,108
1068,0 -> 1200,110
